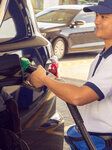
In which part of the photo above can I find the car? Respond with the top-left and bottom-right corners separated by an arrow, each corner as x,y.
35,5 -> 105,59
0,0 -> 64,150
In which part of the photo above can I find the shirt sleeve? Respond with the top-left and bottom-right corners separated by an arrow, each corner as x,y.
84,59 -> 112,100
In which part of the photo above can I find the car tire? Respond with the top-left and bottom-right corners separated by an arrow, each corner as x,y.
53,38 -> 66,60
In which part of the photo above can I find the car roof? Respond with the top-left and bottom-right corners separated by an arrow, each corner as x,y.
45,5 -> 87,10
36,4 -> 92,17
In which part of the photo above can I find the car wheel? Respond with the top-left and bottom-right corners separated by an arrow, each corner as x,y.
53,38 -> 65,60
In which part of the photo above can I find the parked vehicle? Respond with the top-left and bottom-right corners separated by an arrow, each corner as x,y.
0,0 -> 64,150
36,5 -> 104,59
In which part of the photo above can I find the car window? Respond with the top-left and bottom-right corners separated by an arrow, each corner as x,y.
74,10 -> 96,23
0,0 -> 32,44
0,18 -> 16,43
36,9 -> 80,24
0,0 -> 8,26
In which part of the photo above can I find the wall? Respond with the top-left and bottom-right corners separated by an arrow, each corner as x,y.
43,0 -> 59,9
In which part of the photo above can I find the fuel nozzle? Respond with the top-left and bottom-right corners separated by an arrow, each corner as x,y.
21,57 -> 49,76
20,57 -> 47,90
20,57 -> 37,74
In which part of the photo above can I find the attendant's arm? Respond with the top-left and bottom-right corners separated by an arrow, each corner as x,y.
28,65 -> 99,106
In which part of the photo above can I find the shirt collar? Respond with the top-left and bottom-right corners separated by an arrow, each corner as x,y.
100,46 -> 112,58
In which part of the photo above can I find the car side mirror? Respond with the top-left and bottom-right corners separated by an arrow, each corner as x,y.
74,20 -> 85,25
70,20 -> 85,28
71,20 -> 85,26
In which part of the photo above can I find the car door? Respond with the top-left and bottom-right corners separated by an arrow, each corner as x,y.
68,11 -> 104,52
0,1 -> 64,149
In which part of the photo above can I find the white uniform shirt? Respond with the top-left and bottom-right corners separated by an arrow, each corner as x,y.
80,46 -> 112,134
0,89 -> 13,112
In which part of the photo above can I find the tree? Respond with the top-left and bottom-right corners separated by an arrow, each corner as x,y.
80,0 -> 98,4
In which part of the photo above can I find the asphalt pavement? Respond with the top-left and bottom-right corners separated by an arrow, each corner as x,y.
59,56 -> 94,81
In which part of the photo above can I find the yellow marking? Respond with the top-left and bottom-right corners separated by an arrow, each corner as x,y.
64,124 -> 75,133
59,59 -> 94,67
69,48 -> 90,51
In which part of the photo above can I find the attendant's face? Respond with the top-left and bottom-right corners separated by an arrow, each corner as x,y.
95,13 -> 112,40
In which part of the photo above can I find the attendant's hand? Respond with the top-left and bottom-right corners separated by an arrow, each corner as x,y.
27,65 -> 46,88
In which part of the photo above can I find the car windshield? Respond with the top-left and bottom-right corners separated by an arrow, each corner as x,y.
74,10 -> 96,23
36,9 -> 80,24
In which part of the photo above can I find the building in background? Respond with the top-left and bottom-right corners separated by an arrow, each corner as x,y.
43,0 -> 76,9
43,0 -> 59,10
30,0 -> 98,12
31,0 -> 43,13
31,0 -> 76,13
